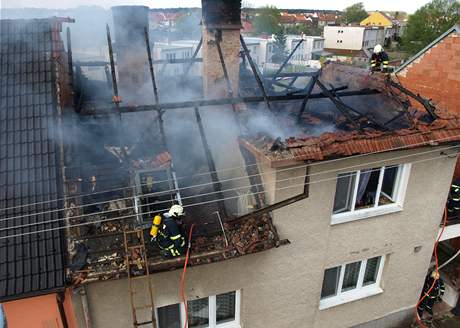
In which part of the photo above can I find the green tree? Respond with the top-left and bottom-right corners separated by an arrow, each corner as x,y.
271,28 -> 287,64
402,0 -> 460,55
253,5 -> 281,34
343,2 -> 368,24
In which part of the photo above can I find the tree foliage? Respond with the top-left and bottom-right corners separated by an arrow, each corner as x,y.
253,5 -> 281,34
402,0 -> 460,55
343,2 -> 368,24
272,28 -> 287,64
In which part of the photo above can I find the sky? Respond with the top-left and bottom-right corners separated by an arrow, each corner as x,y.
0,0 -> 431,14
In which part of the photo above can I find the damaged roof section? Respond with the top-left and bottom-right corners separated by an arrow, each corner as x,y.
240,63 -> 460,168
0,18 -> 68,301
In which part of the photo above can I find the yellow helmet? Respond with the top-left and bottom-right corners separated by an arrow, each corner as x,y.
431,270 -> 440,279
374,44 -> 383,54
168,204 -> 184,217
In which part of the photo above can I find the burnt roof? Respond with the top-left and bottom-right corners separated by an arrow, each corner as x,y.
240,63 -> 460,168
0,18 -> 67,301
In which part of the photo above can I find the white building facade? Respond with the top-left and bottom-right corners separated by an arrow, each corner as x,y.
324,26 -> 385,51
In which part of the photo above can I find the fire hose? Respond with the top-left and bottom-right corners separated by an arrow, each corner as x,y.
180,223 -> 196,328
414,207 -> 447,328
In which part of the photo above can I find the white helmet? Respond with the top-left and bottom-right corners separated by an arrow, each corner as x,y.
374,44 -> 383,54
168,204 -> 184,217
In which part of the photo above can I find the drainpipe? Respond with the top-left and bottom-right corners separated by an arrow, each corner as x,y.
79,287 -> 92,328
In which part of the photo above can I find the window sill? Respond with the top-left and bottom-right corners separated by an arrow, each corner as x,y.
319,287 -> 383,310
331,204 -> 402,225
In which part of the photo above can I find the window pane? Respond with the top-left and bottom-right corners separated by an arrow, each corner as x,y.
379,166 -> 399,205
342,261 -> 361,292
216,291 -> 236,324
355,168 -> 381,210
157,304 -> 181,328
321,266 -> 340,299
363,257 -> 381,286
188,298 -> 209,328
333,172 -> 356,214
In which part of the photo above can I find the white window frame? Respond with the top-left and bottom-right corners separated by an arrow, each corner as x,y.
156,290 -> 241,328
319,256 -> 385,310
331,164 -> 411,225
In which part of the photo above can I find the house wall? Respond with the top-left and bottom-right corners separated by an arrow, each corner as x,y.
363,28 -> 385,50
360,12 -> 393,28
324,26 -> 365,51
396,32 -> 460,178
71,147 -> 456,328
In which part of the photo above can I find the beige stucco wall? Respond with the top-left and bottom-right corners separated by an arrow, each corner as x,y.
72,146 -> 457,328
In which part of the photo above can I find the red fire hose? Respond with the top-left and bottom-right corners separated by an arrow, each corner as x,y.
180,223 -> 195,328
414,207 -> 447,327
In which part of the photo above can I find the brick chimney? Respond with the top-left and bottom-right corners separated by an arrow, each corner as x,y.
111,5 -> 149,104
201,0 -> 242,98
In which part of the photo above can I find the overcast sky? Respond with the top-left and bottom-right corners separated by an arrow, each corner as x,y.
1,0 -> 431,14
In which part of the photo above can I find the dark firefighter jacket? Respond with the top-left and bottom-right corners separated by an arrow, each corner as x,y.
421,275 -> 445,301
156,215 -> 186,257
448,179 -> 460,214
370,51 -> 389,72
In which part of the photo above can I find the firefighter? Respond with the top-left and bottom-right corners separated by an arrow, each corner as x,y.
417,271 -> 445,322
150,205 -> 186,258
447,179 -> 460,216
370,44 -> 389,72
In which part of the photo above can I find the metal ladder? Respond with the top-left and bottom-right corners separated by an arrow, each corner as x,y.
123,229 -> 157,328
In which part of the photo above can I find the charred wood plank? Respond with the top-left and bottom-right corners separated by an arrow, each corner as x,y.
181,37 -> 203,81
144,27 -> 160,105
270,39 -> 304,82
297,75 -> 318,123
240,35 -> 272,112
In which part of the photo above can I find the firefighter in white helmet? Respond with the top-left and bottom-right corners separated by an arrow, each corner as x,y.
150,204 -> 186,258
370,44 -> 389,72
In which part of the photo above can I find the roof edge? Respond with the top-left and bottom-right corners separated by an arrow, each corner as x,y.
395,24 -> 460,73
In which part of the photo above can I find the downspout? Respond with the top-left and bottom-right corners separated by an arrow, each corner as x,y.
79,287 -> 92,328
56,292 -> 69,328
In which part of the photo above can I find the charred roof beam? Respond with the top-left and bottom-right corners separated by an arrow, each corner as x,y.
388,79 -> 438,121
316,79 -> 388,131
81,89 -> 381,116
240,35 -> 272,112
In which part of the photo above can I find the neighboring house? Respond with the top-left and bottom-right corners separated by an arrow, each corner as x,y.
360,11 -> 399,44
242,35 -> 324,71
323,25 -> 384,66
153,40 -> 202,76
286,35 -> 325,65
241,19 -> 254,35
318,13 -> 339,27
279,12 -> 314,28
149,11 -> 184,29
324,26 -> 385,52
0,17 -> 77,326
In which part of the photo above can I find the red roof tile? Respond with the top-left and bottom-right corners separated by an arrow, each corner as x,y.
240,115 -> 460,168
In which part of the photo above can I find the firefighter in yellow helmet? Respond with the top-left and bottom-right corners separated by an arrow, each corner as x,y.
150,205 -> 186,258
370,44 -> 389,72
417,270 -> 445,322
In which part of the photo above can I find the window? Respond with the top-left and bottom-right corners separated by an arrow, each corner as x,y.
331,164 -> 410,224
320,256 -> 385,309
156,291 -> 240,328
